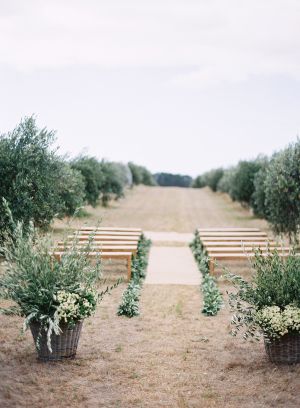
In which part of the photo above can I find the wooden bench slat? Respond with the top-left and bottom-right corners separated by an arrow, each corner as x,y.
56,245 -> 137,254
202,241 -> 277,247
198,228 -> 260,232
68,235 -> 139,242
201,237 -> 269,242
199,232 -> 267,237
79,227 -> 142,232
76,231 -> 141,237
207,247 -> 291,254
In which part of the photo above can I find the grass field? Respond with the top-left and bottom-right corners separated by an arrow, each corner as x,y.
0,186 -> 299,408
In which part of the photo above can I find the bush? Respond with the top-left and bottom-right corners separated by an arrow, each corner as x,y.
57,163 -> 86,216
202,168 -> 224,192
252,163 -> 269,219
190,232 -> 223,316
128,162 -> 156,186
229,160 -> 263,205
71,156 -> 104,207
154,172 -> 192,187
192,175 -> 206,188
0,209 -> 116,351
100,161 -> 127,206
0,116 -> 66,240
117,235 -> 151,317
217,167 -> 236,194
227,249 -> 300,340
264,141 -> 300,240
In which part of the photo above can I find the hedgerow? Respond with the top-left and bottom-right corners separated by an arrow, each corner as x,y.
0,117 -> 155,242
117,235 -> 151,317
190,232 -> 223,316
193,139 -> 300,240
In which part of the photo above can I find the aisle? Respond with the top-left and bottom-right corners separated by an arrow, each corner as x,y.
144,232 -> 200,285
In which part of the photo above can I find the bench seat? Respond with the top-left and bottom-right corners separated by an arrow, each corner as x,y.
53,251 -> 133,280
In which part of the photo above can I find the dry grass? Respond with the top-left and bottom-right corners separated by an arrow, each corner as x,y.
0,186 -> 298,408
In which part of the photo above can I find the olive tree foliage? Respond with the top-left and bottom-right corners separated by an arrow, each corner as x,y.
252,161 -> 269,219
217,167 -> 237,194
264,141 -> 300,241
71,156 -> 104,207
202,168 -> 224,192
128,162 -> 156,186
229,159 -> 263,206
57,163 -> 86,216
100,161 -> 128,206
192,175 -> 206,188
0,117 -> 66,239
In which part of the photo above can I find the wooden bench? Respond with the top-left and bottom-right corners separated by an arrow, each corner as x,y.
53,251 -> 133,280
196,226 -> 294,274
208,252 -> 295,274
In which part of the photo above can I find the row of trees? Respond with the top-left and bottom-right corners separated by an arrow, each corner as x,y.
0,116 -> 155,239
154,172 -> 193,187
193,140 -> 300,241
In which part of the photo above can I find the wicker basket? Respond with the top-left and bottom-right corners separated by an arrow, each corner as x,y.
264,333 -> 300,364
30,321 -> 83,361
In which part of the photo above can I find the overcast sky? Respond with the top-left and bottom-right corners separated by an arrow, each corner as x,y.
1,0 -> 300,176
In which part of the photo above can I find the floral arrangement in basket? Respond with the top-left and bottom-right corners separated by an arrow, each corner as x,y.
226,248 -> 300,364
0,204 -> 117,360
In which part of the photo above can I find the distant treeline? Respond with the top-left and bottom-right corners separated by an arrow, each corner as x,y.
0,116 -> 155,240
154,173 -> 193,187
193,139 -> 300,241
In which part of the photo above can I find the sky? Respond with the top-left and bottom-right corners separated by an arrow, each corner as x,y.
1,0 -> 300,176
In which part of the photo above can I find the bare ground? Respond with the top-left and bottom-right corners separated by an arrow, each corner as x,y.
1,186 -> 299,408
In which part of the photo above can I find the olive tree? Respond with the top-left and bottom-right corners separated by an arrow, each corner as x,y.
264,141 -> 300,241
0,117 -> 65,239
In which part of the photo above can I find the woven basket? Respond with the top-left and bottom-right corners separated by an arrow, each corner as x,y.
30,321 -> 83,361
264,333 -> 300,364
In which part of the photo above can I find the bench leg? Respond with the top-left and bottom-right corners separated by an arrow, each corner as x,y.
209,258 -> 215,274
127,256 -> 132,281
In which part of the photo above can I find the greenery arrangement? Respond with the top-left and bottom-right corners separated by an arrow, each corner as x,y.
117,235 -> 151,317
193,139 -> 300,241
226,249 -> 300,341
190,232 -> 223,316
0,206 -> 115,352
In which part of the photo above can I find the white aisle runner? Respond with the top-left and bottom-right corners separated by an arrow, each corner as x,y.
145,246 -> 200,285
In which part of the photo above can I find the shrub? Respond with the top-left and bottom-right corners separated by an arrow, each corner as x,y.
229,159 -> 263,205
192,175 -> 206,188
202,168 -> 224,192
217,167 -> 236,194
0,116 -> 65,240
0,208 -> 116,351
100,161 -> 127,206
128,162 -> 156,186
227,249 -> 300,340
252,163 -> 269,219
264,141 -> 300,241
190,232 -> 223,316
71,156 -> 104,207
57,163 -> 86,216
117,235 -> 151,317
154,173 -> 192,187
